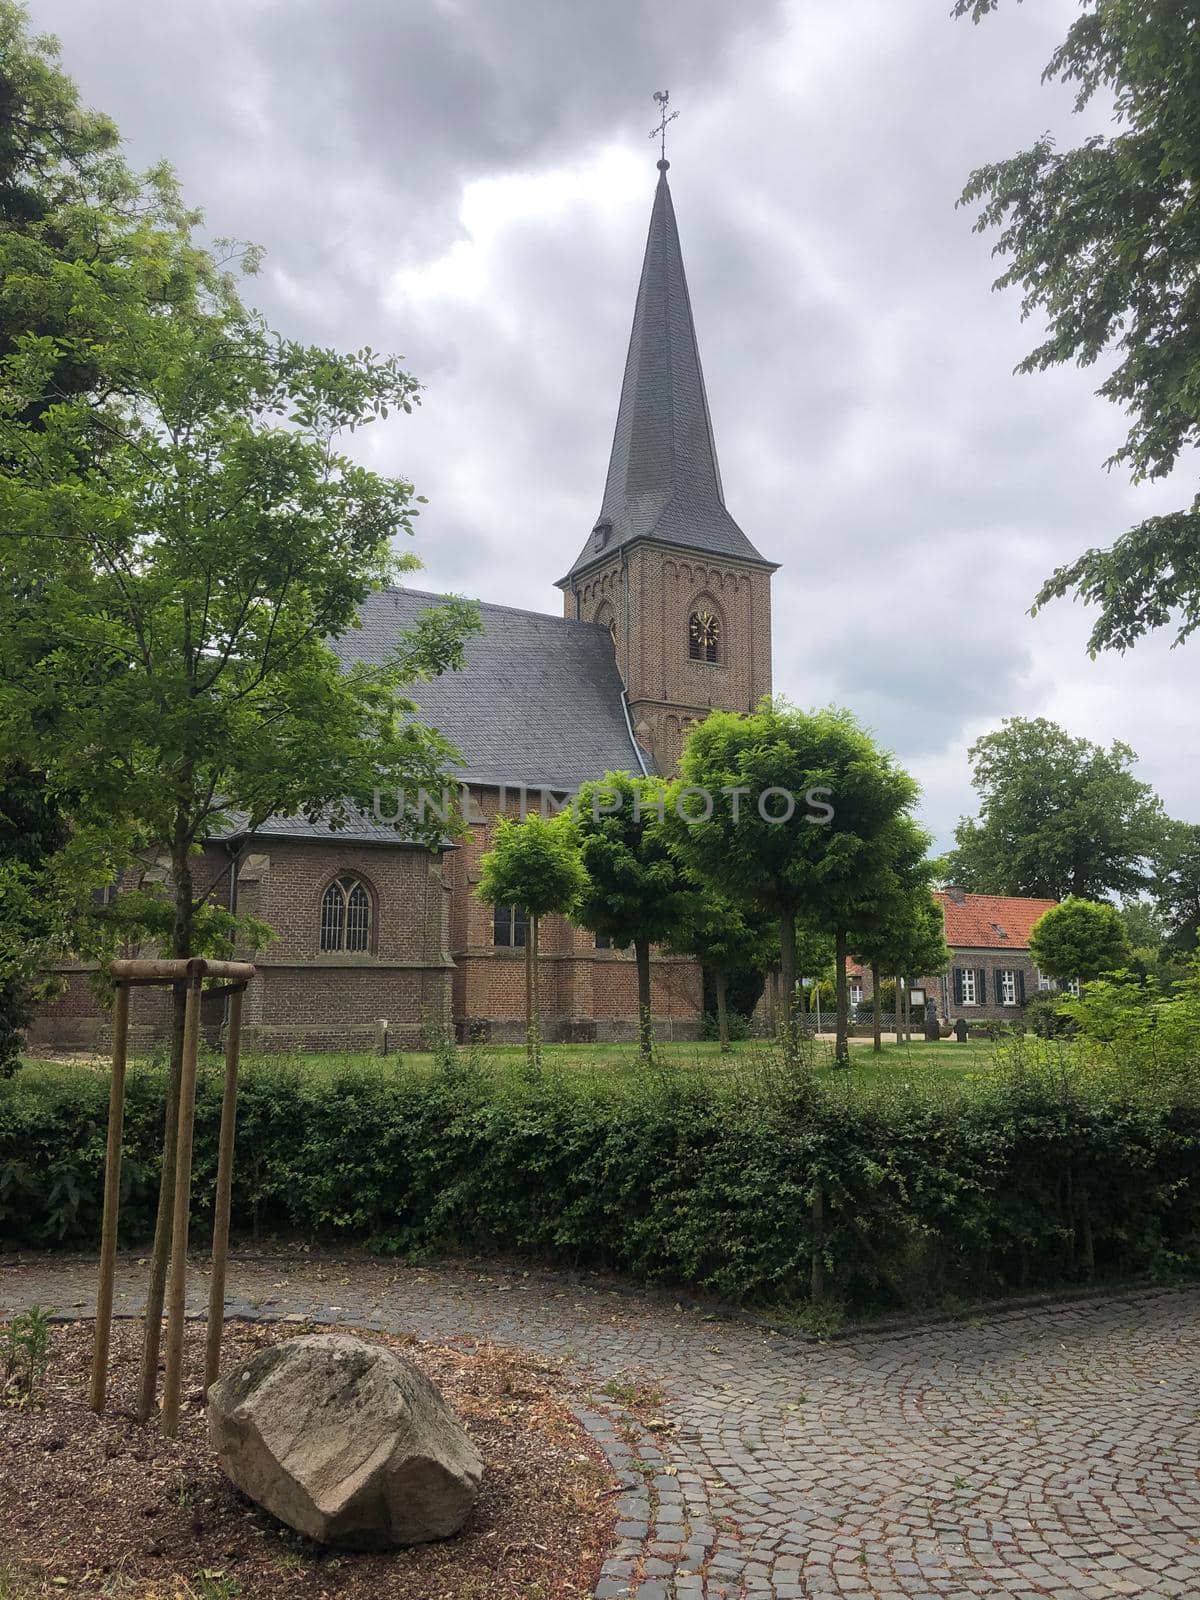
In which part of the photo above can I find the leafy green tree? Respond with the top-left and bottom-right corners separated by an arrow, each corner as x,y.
677,702 -> 919,1064
854,888 -> 949,1053
0,3 -> 479,1411
0,764 -> 70,1072
957,0 -> 1200,653
942,718 -> 1164,900
477,814 -> 586,1071
1029,899 -> 1133,986
571,773 -> 692,1062
1153,822 -> 1200,953
667,880 -> 777,1053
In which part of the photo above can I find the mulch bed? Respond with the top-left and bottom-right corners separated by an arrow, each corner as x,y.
0,1317 -> 616,1599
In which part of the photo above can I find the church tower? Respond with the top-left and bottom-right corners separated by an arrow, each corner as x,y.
558,155 -> 777,774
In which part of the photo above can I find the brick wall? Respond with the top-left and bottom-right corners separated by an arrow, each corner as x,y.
444,783 -> 703,1043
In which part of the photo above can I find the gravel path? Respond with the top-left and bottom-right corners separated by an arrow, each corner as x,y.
4,1251 -> 1198,1599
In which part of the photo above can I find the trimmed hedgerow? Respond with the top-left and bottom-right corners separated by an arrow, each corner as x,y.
3,1058 -> 1199,1309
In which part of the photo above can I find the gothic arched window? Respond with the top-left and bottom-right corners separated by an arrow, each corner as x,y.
689,608 -> 721,663
320,874 -> 372,953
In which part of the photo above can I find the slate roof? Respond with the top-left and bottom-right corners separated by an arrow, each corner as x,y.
333,586 -> 650,793
559,165 -> 774,585
936,890 -> 1058,951
219,808 -> 425,848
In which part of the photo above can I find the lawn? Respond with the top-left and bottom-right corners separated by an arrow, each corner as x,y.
22,1031 -> 1009,1106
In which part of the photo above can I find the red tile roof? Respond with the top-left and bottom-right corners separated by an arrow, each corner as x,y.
935,890 -> 1057,951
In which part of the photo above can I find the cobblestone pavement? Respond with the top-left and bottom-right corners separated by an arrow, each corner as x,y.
4,1253 -> 1199,1599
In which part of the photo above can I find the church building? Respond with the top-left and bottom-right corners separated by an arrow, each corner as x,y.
33,157 -> 778,1054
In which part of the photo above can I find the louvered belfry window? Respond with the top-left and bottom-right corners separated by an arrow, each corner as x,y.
320,875 -> 371,953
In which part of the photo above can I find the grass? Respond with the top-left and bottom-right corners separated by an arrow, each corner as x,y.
21,1030 -> 1011,1109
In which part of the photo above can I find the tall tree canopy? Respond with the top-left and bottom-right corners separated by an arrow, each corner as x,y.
957,0 -> 1200,653
1153,821 -> 1200,953
677,703 -> 919,1064
941,718 -> 1164,901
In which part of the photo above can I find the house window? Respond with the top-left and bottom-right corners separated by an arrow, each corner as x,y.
595,932 -> 612,950
999,969 -> 1017,1007
320,875 -> 371,953
849,981 -> 864,1006
494,903 -> 527,948
1066,978 -> 1080,996
960,968 -> 977,1006
688,609 -> 721,663
1038,971 -> 1056,991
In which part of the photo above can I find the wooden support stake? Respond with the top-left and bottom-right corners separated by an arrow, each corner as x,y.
205,986 -> 244,1395
89,982 -> 131,1415
160,977 -> 202,1437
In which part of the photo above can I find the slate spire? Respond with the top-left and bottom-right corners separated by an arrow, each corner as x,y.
560,161 -> 773,584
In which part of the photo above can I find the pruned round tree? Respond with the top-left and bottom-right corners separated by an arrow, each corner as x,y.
1029,899 -> 1133,987
477,813 -> 586,1071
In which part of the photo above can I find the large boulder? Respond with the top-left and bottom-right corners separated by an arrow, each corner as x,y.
207,1333 -> 483,1548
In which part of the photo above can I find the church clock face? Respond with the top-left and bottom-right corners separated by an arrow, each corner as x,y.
689,609 -> 720,662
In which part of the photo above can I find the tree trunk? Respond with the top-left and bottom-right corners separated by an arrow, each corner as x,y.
138,832 -> 194,1424
834,927 -> 850,1066
634,938 -> 653,1063
715,969 -> 730,1053
778,912 -> 798,1063
524,914 -> 541,1073
894,975 -> 904,1045
871,960 -> 882,1054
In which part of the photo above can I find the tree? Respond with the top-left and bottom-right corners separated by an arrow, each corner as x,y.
0,4 -> 479,1415
1153,822 -> 1200,953
571,773 -> 691,1062
1029,899 -> 1133,987
854,888 -> 949,1054
477,814 -> 586,1071
0,764 -> 70,1072
0,3 -> 195,1056
942,719 -> 1164,900
667,881 -> 777,1053
956,0 -> 1200,654
677,702 -> 919,1065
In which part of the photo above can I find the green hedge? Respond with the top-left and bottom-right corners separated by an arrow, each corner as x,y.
3,1060 -> 1199,1309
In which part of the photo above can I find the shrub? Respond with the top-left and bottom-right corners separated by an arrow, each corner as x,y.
3,1054 -> 1200,1312
1022,991 -> 1075,1039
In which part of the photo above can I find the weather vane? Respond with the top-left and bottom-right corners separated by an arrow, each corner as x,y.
650,89 -> 678,165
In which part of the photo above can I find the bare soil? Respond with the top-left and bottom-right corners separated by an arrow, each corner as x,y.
0,1318 -> 616,1599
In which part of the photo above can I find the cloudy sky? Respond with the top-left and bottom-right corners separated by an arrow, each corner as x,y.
32,0 -> 1198,848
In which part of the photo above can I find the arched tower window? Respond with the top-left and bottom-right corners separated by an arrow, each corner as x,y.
688,607 -> 721,663
320,874 -> 372,953
594,600 -> 617,649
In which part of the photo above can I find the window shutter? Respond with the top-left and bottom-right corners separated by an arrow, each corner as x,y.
977,968 -> 987,1003
1017,969 -> 1026,1004
953,967 -> 963,1004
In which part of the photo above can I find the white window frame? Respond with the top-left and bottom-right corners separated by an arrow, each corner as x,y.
1066,978 -> 1080,996
1000,970 -> 1017,1007
849,982 -> 864,1006
960,969 -> 977,1006
1038,971 -> 1056,991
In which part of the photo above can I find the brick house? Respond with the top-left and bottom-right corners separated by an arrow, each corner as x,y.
851,889 -> 1061,1024
30,156 -> 777,1054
